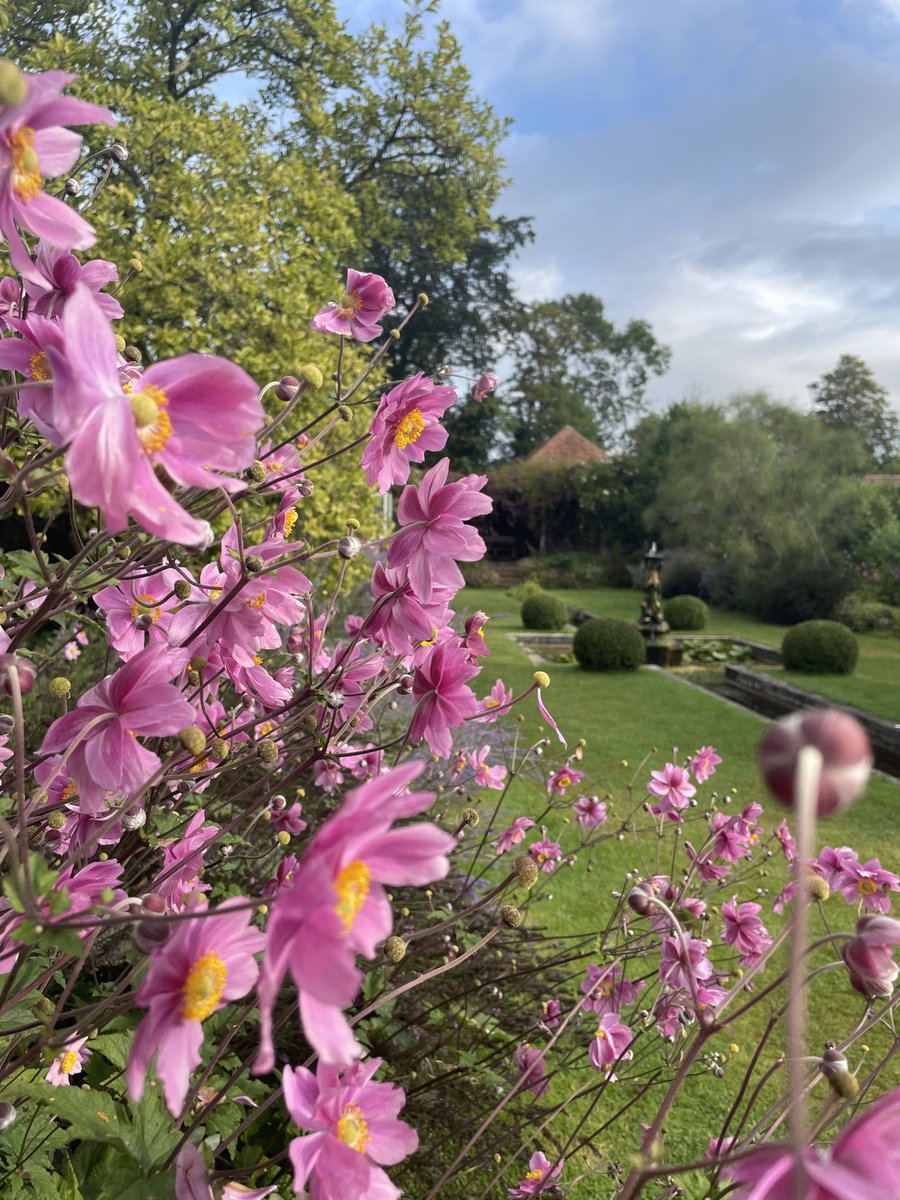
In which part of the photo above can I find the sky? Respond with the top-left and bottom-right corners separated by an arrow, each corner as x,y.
341,0 -> 900,413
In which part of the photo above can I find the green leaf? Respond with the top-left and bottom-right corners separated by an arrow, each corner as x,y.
127,1085 -> 180,1172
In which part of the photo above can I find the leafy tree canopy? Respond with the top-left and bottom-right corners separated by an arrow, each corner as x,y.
809,353 -> 900,468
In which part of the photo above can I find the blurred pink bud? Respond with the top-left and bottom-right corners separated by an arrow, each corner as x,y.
471,371 -> 498,402
0,654 -> 36,696
758,709 -> 872,816
841,914 -> 900,998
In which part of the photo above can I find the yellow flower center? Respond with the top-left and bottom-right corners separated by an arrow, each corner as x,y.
485,697 -> 500,709
525,1170 -> 544,1182
245,593 -> 266,610
9,127 -> 41,202
129,383 -> 172,455
334,860 -> 370,933
283,508 -> 298,539
595,1025 -> 608,1040
30,350 -> 49,381
336,1102 -> 370,1152
558,774 -> 571,788
598,979 -> 614,998
536,852 -> 548,863
181,951 -> 227,1021
208,588 -> 222,603
394,407 -> 426,449
420,627 -> 439,648
130,593 -> 161,622
188,757 -> 209,773
60,1050 -> 79,1074
857,878 -> 879,896
252,653 -> 263,666
335,290 -> 363,321
61,781 -> 77,801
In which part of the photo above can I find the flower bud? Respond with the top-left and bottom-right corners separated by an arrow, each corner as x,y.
275,374 -> 299,401
500,904 -> 523,928
627,885 -> 655,917
109,139 -> 128,162
514,855 -> 539,889
337,404 -> 353,422
248,460 -> 267,483
132,917 -> 170,954
0,1102 -> 17,1132
245,554 -> 265,574
123,345 -> 142,364
178,726 -> 207,756
384,935 -> 406,963
0,654 -> 36,695
759,709 -> 872,816
532,670 -> 550,689
173,579 -> 192,600
0,60 -> 27,107
121,808 -> 146,832
258,738 -> 278,763
48,676 -> 71,699
398,674 -> 413,694
142,893 -> 167,914
276,830 -> 291,846
389,328 -> 400,340
210,738 -> 229,760
187,670 -> 201,687
299,364 -> 323,389
462,807 -> 479,827
135,613 -> 153,631
338,535 -> 361,560
64,177 -> 80,196
807,875 -> 830,902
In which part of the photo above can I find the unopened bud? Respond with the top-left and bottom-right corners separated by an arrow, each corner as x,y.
109,140 -> 128,162
132,918 -> 170,954
398,674 -> 413,694
173,579 -> 192,600
178,727 -> 206,756
384,935 -> 406,963
275,375 -> 299,401
123,345 -> 142,364
276,830 -> 291,846
64,177 -> 80,196
135,613 -> 153,631
121,808 -> 146,832
532,670 -> 550,689
338,535 -> 361,560
337,404 -> 352,422
0,1102 -> 17,1132
808,875 -> 830,902
187,670 -> 201,687
299,364 -> 323,389
245,555 -> 265,574
48,676 -> 71,699
627,886 -> 655,917
500,904 -> 523,928
759,709 -> 872,817
142,893 -> 167,914
248,461 -> 267,483
0,60 -> 27,107
210,738 -> 229,760
389,328 -> 400,340
0,654 -> 36,695
514,855 -> 539,889
258,738 -> 278,763
462,807 -> 479,827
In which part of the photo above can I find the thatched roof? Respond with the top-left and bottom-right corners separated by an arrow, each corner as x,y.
524,425 -> 607,465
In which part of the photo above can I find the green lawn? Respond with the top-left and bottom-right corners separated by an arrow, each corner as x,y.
454,587 -> 900,1196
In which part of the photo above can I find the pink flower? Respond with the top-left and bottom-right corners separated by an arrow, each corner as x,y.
468,745 -> 507,790
311,269 -> 394,342
835,857 -> 900,913
50,285 -> 262,545
496,816 -> 535,854
361,372 -> 456,492
18,242 -> 122,319
255,762 -> 455,1070
647,763 -> 696,819
536,684 -> 567,747
272,802 -> 307,837
366,562 -> 452,657
572,795 -> 607,829
283,1056 -> 417,1200
722,1086 -> 900,1199
812,844 -> 859,887
758,708 -> 872,816
775,819 -> 796,864
463,609 -> 490,658
478,677 -> 513,723
127,900 -> 264,1116
44,1035 -> 90,1086
540,999 -> 561,1030
508,1151 -> 562,1198
708,813 -> 751,863
387,458 -> 492,602
582,963 -> 645,1017
0,313 -> 65,438
547,765 -> 585,796
690,745 -> 721,783
410,638 -> 479,758
515,1044 -> 549,1097
721,897 -> 773,967
659,934 -> 715,994
175,1144 -> 277,1200
0,69 -> 114,252
588,1011 -> 634,1072
40,645 -> 194,813
529,835 -> 562,873
93,565 -> 182,660
471,371 -> 498,403
842,914 -> 900,998
153,811 -> 220,911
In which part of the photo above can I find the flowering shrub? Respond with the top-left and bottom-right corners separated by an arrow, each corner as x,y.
0,61 -> 899,1200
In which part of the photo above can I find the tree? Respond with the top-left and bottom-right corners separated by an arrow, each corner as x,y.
504,293 -> 671,459
809,354 -> 900,467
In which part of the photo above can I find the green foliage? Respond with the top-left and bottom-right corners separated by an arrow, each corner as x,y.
520,592 -> 568,631
835,593 -> 898,634
663,594 -> 708,630
505,293 -> 671,456
573,616 -> 645,671
810,353 -> 900,467
460,559 -> 499,588
660,551 -> 707,598
519,552 -> 607,589
781,620 -> 859,674
506,578 -> 544,602
680,638 -> 753,664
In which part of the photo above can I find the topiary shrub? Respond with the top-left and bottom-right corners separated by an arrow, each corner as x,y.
663,594 -> 709,631
573,617 -> 645,671
781,620 -> 859,675
521,592 -> 568,631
